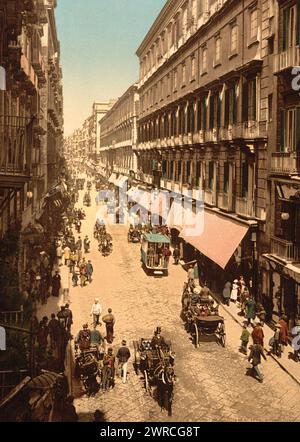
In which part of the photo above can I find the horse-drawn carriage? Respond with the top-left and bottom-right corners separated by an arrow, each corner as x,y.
181,286 -> 226,348
133,338 -> 176,416
128,226 -> 141,243
74,338 -> 105,396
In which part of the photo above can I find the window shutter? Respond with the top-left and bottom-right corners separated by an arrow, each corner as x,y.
242,80 -> 248,122
296,107 -> 300,152
297,1 -> 300,45
217,94 -> 221,128
225,89 -> 230,127
280,109 -> 285,152
283,8 -> 289,51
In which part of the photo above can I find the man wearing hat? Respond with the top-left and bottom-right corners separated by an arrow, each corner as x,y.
251,321 -> 264,347
272,323 -> 282,356
76,323 -> 91,351
116,340 -> 131,384
102,308 -> 115,344
90,298 -> 102,328
151,326 -> 166,349
102,347 -> 115,390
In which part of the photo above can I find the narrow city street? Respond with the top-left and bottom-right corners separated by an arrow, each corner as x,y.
50,189 -> 300,423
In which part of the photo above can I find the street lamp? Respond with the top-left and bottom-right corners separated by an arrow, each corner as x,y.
250,230 -> 258,300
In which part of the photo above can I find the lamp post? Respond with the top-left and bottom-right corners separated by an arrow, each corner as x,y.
250,230 -> 258,300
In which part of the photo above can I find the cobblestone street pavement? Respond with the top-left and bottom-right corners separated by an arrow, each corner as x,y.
66,191 -> 300,422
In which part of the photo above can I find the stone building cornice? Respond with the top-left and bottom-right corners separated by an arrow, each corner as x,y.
136,0 -> 178,57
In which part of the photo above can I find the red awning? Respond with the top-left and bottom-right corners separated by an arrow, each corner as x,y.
179,210 -> 249,269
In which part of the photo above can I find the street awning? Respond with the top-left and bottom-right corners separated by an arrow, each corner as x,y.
179,210 -> 249,269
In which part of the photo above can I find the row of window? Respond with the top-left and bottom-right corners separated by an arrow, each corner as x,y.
139,78 -> 258,142
140,2 -> 259,82
139,157 -> 252,199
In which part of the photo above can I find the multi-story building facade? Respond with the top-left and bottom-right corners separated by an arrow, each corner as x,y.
136,0 -> 274,296
99,84 -> 139,181
262,0 -> 300,325
0,0 -> 63,298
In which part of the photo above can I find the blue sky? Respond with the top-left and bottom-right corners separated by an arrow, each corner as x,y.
56,0 -> 166,135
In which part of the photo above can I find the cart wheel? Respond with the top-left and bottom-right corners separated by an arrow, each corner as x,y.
220,324 -> 226,347
144,370 -> 151,395
193,322 -> 199,348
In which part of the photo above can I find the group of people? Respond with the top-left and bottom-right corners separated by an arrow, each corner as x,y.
147,243 -> 172,268
31,303 -> 73,372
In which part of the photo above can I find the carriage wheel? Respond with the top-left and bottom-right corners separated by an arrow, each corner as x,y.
144,370 -> 151,395
219,323 -> 226,347
193,322 -> 199,348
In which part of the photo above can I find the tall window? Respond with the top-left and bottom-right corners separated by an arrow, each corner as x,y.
195,161 -> 202,187
208,161 -> 215,191
202,47 -> 208,73
174,69 -> 178,90
280,107 -> 300,152
182,8 -> 188,36
191,55 -> 196,78
230,25 -> 238,53
209,93 -> 221,129
223,162 -> 229,193
241,162 -> 249,198
215,37 -> 221,64
182,63 -> 186,84
282,5 -> 297,51
197,96 -> 207,130
187,102 -> 195,133
243,78 -> 257,122
250,9 -> 258,40
225,85 -> 237,126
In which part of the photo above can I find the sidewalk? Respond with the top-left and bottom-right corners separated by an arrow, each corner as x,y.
219,298 -> 300,386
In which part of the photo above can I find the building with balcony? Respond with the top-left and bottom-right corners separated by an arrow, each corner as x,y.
262,0 -> 300,325
136,0 -> 273,295
99,84 -> 139,182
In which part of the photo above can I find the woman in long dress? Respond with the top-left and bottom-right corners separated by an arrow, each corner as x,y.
231,279 -> 239,302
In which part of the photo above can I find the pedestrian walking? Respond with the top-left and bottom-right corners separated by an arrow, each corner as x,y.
248,343 -> 267,383
84,235 -> 90,253
76,237 -> 82,251
271,324 -> 282,357
56,243 -> 63,266
116,340 -> 131,384
245,294 -> 256,325
173,246 -> 180,265
86,260 -> 93,283
63,245 -> 71,266
251,321 -> 264,347
64,303 -> 73,332
102,348 -> 115,390
57,305 -> 68,329
162,246 -> 171,268
51,270 -> 61,297
239,321 -> 250,354
102,308 -> 115,344
72,271 -> 79,287
222,281 -> 231,306
79,262 -> 87,287
231,279 -> 239,303
90,298 -> 102,328
279,315 -> 289,350
48,313 -> 60,350
256,302 -> 266,326
37,316 -> 49,350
